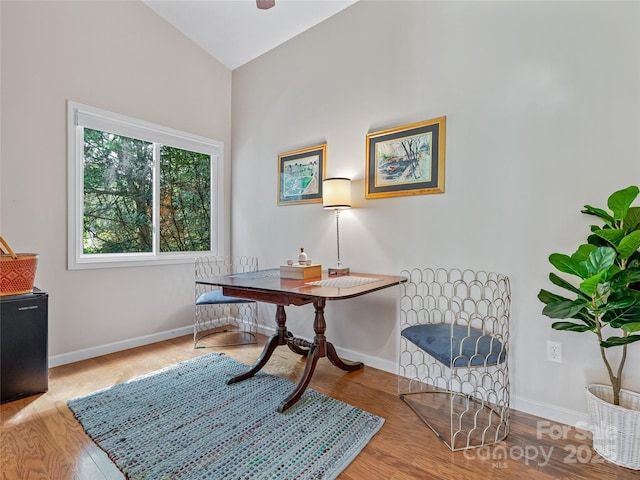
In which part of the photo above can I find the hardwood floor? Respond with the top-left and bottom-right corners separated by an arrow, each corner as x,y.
1,334 -> 637,480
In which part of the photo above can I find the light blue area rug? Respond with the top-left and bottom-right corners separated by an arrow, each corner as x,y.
67,352 -> 384,480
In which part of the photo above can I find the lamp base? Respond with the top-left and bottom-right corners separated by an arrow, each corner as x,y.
328,266 -> 350,276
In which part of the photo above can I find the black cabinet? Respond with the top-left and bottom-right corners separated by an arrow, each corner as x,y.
0,288 -> 48,403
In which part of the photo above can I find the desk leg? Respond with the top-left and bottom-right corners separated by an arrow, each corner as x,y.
230,298 -> 364,412
277,344 -> 320,412
326,342 -> 363,372
227,305 -> 289,385
277,298 -> 326,412
277,298 -> 363,412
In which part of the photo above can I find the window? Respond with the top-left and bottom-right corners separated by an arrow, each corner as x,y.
68,101 -> 223,269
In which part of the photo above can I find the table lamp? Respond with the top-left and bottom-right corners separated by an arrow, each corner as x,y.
323,177 -> 351,276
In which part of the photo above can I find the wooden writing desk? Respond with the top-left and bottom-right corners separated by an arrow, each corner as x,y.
197,269 -> 406,412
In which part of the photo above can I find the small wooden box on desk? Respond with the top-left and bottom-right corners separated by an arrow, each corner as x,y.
280,264 -> 322,280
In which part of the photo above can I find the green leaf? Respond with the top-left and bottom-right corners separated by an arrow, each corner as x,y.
579,270 -> 607,297
622,322 -> 640,334
542,299 -> 587,319
587,233 -> 609,248
549,253 -> 588,279
592,228 -> 625,247
572,244 -> 597,263
610,267 -> 640,290
586,247 -> 617,275
601,334 -> 640,348
537,288 -> 572,305
548,272 -> 590,299
551,321 -> 594,333
617,230 -> 640,260
582,205 -> 615,226
605,289 -> 640,309
624,207 -> 640,231
604,302 -> 640,327
608,186 -> 639,221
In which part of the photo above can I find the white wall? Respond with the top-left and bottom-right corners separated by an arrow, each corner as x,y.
231,0 -> 640,424
1,1 -> 232,361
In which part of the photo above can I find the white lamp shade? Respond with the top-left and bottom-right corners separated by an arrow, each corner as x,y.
323,177 -> 351,209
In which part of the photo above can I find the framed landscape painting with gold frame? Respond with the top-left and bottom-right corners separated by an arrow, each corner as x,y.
277,143 -> 327,206
365,117 -> 446,199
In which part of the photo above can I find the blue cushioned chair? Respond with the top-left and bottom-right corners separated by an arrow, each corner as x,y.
401,323 -> 506,368
194,256 -> 258,348
398,267 -> 511,451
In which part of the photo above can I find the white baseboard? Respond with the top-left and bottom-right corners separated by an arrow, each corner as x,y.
48,325 -> 194,368
511,395 -> 590,428
52,323 -> 590,428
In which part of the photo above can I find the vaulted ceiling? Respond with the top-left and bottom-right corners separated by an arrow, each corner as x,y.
143,0 -> 358,70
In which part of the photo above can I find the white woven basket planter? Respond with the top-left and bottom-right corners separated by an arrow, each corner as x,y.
585,384 -> 640,470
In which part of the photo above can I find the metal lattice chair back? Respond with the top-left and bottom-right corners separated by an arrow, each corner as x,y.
398,267 -> 511,450
194,256 -> 258,348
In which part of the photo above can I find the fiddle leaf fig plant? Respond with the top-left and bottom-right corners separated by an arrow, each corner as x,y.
538,185 -> 640,406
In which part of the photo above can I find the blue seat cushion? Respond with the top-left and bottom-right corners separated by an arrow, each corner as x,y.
196,289 -> 255,306
401,323 -> 505,367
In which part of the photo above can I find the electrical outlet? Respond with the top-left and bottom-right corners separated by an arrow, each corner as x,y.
546,341 -> 562,363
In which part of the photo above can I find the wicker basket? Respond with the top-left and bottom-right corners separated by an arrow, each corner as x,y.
0,236 -> 38,296
585,384 -> 640,470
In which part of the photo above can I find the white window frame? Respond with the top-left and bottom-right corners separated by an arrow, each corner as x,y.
67,100 -> 224,270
